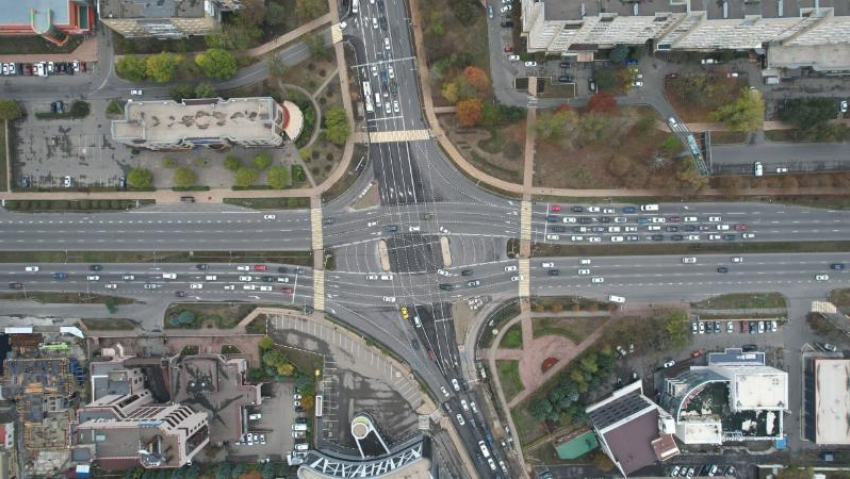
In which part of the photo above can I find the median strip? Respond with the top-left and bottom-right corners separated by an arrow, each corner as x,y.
0,250 -> 313,265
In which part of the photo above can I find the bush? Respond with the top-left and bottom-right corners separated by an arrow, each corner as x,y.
195,48 -> 238,80
116,55 -> 147,82
234,167 -> 259,187
106,100 -> 124,116
267,165 -> 290,189
224,155 -> 242,171
292,165 -> 306,183
127,168 -> 153,188
173,167 -> 196,188
168,310 -> 197,327
252,153 -> 272,170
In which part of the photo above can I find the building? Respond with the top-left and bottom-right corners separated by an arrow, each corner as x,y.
111,97 -> 304,151
520,0 -> 850,72
664,348 -> 788,445
297,436 -> 430,479
0,0 -> 93,45
586,381 -> 680,477
812,358 -> 850,445
96,0 -> 243,38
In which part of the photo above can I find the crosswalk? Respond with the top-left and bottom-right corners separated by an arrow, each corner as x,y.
518,258 -> 530,297
520,200 -> 532,241
314,269 -> 325,311
370,130 -> 431,143
331,24 -> 344,43
311,207 -> 324,250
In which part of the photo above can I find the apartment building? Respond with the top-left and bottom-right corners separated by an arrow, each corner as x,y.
520,0 -> 850,72
0,0 -> 94,45
96,0 -> 243,38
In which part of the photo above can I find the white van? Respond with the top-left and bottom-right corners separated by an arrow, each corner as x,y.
294,443 -> 309,452
205,275 -> 217,281
754,161 -> 763,177
640,204 -> 659,211
608,295 -> 626,303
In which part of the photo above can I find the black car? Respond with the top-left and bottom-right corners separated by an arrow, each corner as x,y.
379,16 -> 388,30
411,339 -> 420,350
557,75 -> 574,83
742,344 -> 757,352
548,269 -> 560,276
8,282 -> 22,290
90,264 -> 102,271
175,291 -> 186,297
651,234 -> 664,241
195,263 -> 208,270
671,234 -> 684,241
723,233 -> 736,240
294,268 -> 306,275
666,226 -> 678,232
277,267 -> 288,273
461,269 -> 474,276
717,266 -> 728,273
385,224 -> 398,232
592,226 -> 606,233
389,80 -> 398,96
500,21 -> 513,28
552,225 -> 566,233
546,215 -> 558,222
322,217 -> 335,225
683,225 -> 696,232
599,217 -> 611,223
439,283 -> 454,291
571,206 -> 584,213
377,0 -> 384,10
831,263 -> 845,270
578,217 -> 593,224
261,276 -> 274,282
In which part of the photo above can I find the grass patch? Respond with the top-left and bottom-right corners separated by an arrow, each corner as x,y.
165,303 -> 258,329
0,121 -> 6,192
181,345 -> 199,356
321,145 -> 370,203
223,197 -> 310,210
0,250 -> 313,265
496,360 -> 524,402
106,100 -> 125,117
664,73 -> 747,122
531,240 -> 850,258
222,345 -> 241,354
828,289 -> 850,308
34,100 -> 90,120
538,80 -> 576,99
697,312 -> 785,320
709,130 -> 748,145
0,35 -> 83,54
246,315 -> 268,334
692,293 -> 787,310
511,404 -> 548,445
499,324 -> 523,349
531,296 -> 610,313
0,292 -> 134,305
532,317 -> 605,343
469,150 -> 523,183
3,199 -> 153,212
79,318 -> 137,330
479,301 -> 522,348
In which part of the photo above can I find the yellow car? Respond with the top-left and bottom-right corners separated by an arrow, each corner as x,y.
401,307 -> 409,320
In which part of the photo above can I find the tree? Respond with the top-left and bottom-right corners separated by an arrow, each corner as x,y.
441,81 -> 460,104
456,98 -> 483,126
127,168 -> 153,189
609,44 -> 630,64
173,167 -> 196,188
675,160 -> 708,194
236,0 -> 265,26
230,463 -> 245,479
252,153 -> 272,170
305,33 -> 330,61
105,297 -> 118,313
224,155 -> 242,171
267,3 -> 288,27
592,451 -> 615,472
215,463 -> 231,479
234,167 -> 258,187
266,55 -> 286,80
665,309 -> 689,348
146,52 -> 183,83
195,48 -> 238,80
116,55 -> 147,82
451,0 -> 477,23
267,165 -> 291,189
529,398 -> 553,421
195,82 -> 218,98
535,109 -> 577,141
462,66 -> 491,97
261,463 -> 275,479
276,362 -> 295,376
296,0 -> 326,20
660,135 -> 681,156
169,84 -> 195,102
778,97 -> 839,129
325,107 -> 350,145
585,92 -> 617,114
0,99 -> 22,120
710,87 -> 764,132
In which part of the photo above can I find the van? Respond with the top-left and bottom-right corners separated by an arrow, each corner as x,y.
640,204 -> 659,211
479,441 -> 491,458
413,316 -> 422,328
294,443 -> 309,451
754,161 -> 763,177
249,413 -> 262,420
608,295 -> 625,303
292,423 -> 308,431
375,93 -> 382,108
352,0 -> 359,13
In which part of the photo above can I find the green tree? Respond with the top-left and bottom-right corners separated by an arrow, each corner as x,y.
236,0 -> 265,26
0,99 -> 22,120
252,153 -> 272,170
665,309 -> 689,348
267,165 -> 290,189
224,155 -> 242,171
234,167 -> 259,187
116,55 -> 148,82
776,467 -> 814,479
215,462 -> 231,479
778,97 -> 839,129
261,463 -> 275,479
195,48 -> 238,80
710,87 -> 764,132
195,82 -> 218,99
146,52 -> 183,83
162,157 -> 178,169
535,109 -> 578,141
675,159 -> 709,194
295,0 -> 326,20
529,398 -> 553,421
609,44 -> 630,64
660,135 -> 681,156
267,2 -> 288,27
259,336 -> 274,349
169,84 -> 195,102
305,33 -> 330,61
592,451 -> 615,472
105,297 -> 118,314
127,168 -> 153,189
173,167 -> 196,188
325,107 -> 350,145
230,463 -> 245,479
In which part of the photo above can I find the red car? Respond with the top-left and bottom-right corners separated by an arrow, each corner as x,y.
735,223 -> 749,231
504,45 -> 513,52
281,287 -> 293,294
668,216 -> 681,222
254,265 -> 267,271
549,205 -> 561,212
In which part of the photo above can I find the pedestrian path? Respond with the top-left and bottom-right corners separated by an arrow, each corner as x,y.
520,200 -> 532,241
310,203 -> 324,250
369,130 -> 431,142
246,13 -> 333,57
313,269 -> 325,311
518,258 -> 530,298
331,24 -> 344,44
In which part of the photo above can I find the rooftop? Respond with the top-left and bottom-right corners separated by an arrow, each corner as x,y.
587,391 -> 654,431
541,0 -> 850,21
729,366 -> 788,410
0,0 -> 71,27
815,359 -> 850,444
602,409 -> 661,476
708,348 -> 766,366
98,0 -> 205,19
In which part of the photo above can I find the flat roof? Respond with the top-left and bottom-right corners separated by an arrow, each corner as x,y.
602,409 -> 660,476
542,0 -> 849,21
113,97 -> 281,145
732,368 -> 788,410
815,359 -> 850,444
768,43 -> 850,71
98,0 -> 205,19
0,0 -> 70,26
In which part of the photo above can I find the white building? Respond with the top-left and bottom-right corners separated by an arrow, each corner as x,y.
813,358 -> 850,445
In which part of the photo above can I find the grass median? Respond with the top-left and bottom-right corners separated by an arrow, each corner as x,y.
0,292 -> 134,305
530,240 -> 850,257
692,292 -> 787,310
223,197 -> 310,210
0,250 -> 313,266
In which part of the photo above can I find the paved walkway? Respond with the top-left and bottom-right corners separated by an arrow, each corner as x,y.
433,106 -> 457,114
246,13 -> 333,57
0,35 -> 99,63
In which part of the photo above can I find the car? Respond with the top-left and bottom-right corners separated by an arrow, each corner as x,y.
379,16 -> 388,30
682,257 -> 697,264
500,4 -> 511,12
243,284 -> 257,291
670,466 -> 681,477
380,274 -> 393,281
372,17 -> 378,28
408,225 -> 420,232
708,234 -> 721,240
591,277 -> 604,284
589,236 -> 602,243
611,236 -> 624,242
692,322 -> 698,334
105,283 -> 118,290
668,117 -> 677,128
742,233 -> 755,239
236,265 -> 250,272
510,275 -> 521,281
771,320 -> 778,332
698,322 -> 705,334
507,54 -> 521,61
842,100 -> 849,114
384,37 -> 391,50
63,175 -> 73,188
503,45 -> 513,52
546,234 -> 560,241
388,65 -> 394,79
25,266 -> 39,272
819,342 -> 838,352
452,378 -> 461,391
717,267 -> 728,273
541,262 -> 555,268
651,234 -> 664,241
467,280 -> 481,287
384,102 -> 391,114
383,296 -> 396,302
816,274 -> 830,281
524,61 -> 537,67
190,283 -> 203,289
558,75 -> 574,83
758,321 -> 765,333
8,282 -> 22,290
487,4 -> 494,18
47,61 -> 55,74
831,263 -> 845,270
87,275 -> 100,281
500,20 -> 513,27
130,89 -> 143,96
239,275 -> 253,282
505,265 -> 518,272
400,306 -> 409,320
549,205 -> 562,212
561,216 -> 577,224
455,413 -> 466,426
144,283 -> 160,290
254,265 -> 267,271
663,360 -> 676,368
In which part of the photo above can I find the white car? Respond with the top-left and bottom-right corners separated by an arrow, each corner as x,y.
190,283 -> 203,289
608,226 -> 621,233
587,206 -> 601,213
524,61 -> 537,67
684,216 -> 698,222
276,277 -> 290,283
383,296 -> 396,302
130,89 -> 143,96
624,226 -> 637,232
87,275 -> 100,281
708,234 -> 721,240
610,236 -> 624,242
667,117 -> 677,128
682,257 -> 697,264
224,285 -> 235,290
663,360 -> 676,368
500,5 -> 511,12
437,269 -> 450,276
243,284 -> 257,291
162,273 -> 177,279
460,399 -> 470,411
650,217 -> 666,223
562,216 -> 577,223
123,274 -> 135,280
742,233 -> 755,239
409,226 -> 421,232
393,100 -> 400,113
371,65 -> 378,76
388,66 -> 394,79
205,275 -> 217,281
687,234 -> 700,241
541,262 -> 555,268
510,275 -> 521,282
384,102 -> 391,115
470,401 -> 478,414
816,274 -> 830,281
716,224 -> 730,231
614,217 -> 627,223
579,259 -> 591,265
263,214 -> 276,220
384,37 -> 391,50
237,265 -> 250,271
505,265 -> 518,272
456,414 -> 466,426
440,386 -> 449,397
731,257 -> 743,263
367,274 -> 379,280
570,235 -> 584,242
372,17 -> 378,28
451,378 -> 461,391
546,234 -> 560,241
647,226 -> 661,231
708,216 -> 722,222
508,54 -> 520,61
602,208 -> 615,214
25,266 -> 39,272
259,285 -> 272,292
591,277 -> 604,284
239,275 -> 253,281
380,274 -> 393,280
63,176 -> 73,188
578,269 -> 590,275
589,236 -> 602,243
105,283 -> 118,289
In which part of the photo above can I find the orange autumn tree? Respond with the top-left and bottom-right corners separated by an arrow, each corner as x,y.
585,92 -> 618,114
456,99 -> 483,126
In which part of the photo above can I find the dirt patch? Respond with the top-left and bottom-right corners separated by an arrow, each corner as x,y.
441,115 -> 525,183
665,73 -> 747,122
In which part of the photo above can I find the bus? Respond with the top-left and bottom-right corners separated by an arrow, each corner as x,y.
363,81 -> 374,114
315,395 -> 323,417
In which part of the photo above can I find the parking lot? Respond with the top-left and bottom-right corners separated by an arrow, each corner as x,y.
230,382 -> 296,461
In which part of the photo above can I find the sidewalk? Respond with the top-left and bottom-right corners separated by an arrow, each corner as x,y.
246,13 -> 333,57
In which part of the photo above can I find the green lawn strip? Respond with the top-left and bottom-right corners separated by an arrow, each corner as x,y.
478,301 -> 522,348
511,403 -> 548,445
497,360 -> 524,402
221,345 -> 242,354
79,318 -> 137,330
691,292 -> 787,310
0,292 -> 134,305
499,324 -> 523,349
223,197 -> 310,209
532,317 -> 606,343
531,295 -> 609,313
538,81 -> 576,99
4,199 -> 154,212
0,121 -> 7,192
321,145 -> 369,203
164,303 -> 260,329
0,250 -> 313,266
696,312 -> 786,321
829,289 -> 850,308
531,240 -> 850,257
708,131 -> 748,145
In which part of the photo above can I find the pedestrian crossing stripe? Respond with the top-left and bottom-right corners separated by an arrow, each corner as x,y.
311,207 -> 324,251
314,270 -> 325,311
518,258 -> 530,297
331,25 -> 343,44
520,200 -> 532,241
370,130 -> 431,143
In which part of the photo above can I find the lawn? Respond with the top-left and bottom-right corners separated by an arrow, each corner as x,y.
441,116 -> 525,184
322,145 -> 370,203
302,80 -> 346,185
224,197 -> 310,209
664,73 -> 748,122
80,318 -> 137,330
165,303 -> 258,329
0,292 -> 134,305
479,301 -> 522,348
280,56 -> 336,95
511,403 -> 548,445
531,296 -> 609,313
499,324 -> 523,349
709,130 -> 748,145
692,293 -> 787,310
532,317 -> 606,344
0,250 -> 313,265
538,81 -> 576,99
0,121 -> 6,191
0,35 -> 83,54
497,360 -> 524,402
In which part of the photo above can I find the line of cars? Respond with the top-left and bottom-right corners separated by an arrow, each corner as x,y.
669,464 -> 735,477
3,60 -> 87,77
692,319 -> 779,335
437,264 -> 523,292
